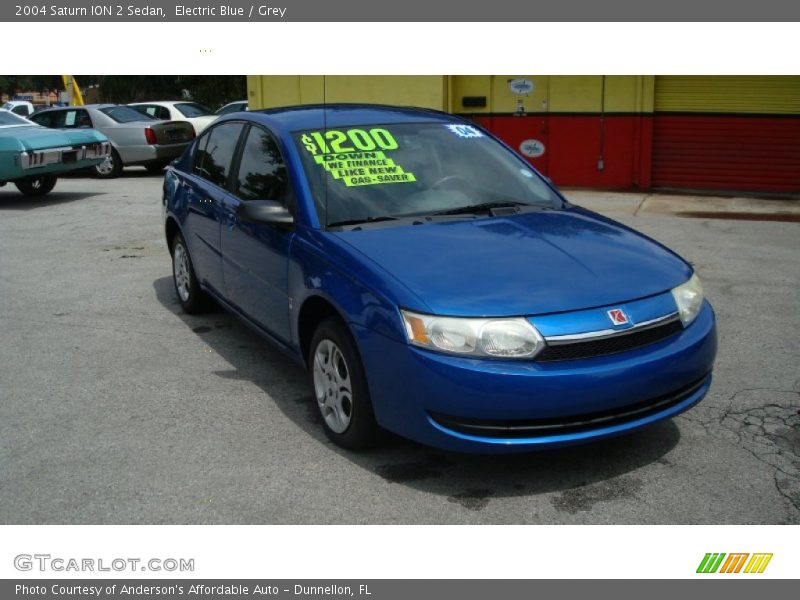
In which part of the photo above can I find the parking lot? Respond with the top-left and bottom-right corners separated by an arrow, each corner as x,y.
1,172 -> 798,524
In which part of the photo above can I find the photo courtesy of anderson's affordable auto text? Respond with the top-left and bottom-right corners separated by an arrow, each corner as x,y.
1,1 -> 799,596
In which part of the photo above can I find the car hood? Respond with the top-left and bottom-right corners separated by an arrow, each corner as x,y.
0,126 -> 107,151
335,207 -> 692,316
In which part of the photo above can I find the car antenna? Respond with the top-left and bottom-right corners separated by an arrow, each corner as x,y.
323,75 -> 328,230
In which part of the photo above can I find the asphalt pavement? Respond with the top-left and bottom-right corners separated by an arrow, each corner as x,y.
1,172 -> 798,524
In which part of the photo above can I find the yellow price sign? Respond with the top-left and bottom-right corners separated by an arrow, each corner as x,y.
301,128 -> 399,156
302,130 -> 416,187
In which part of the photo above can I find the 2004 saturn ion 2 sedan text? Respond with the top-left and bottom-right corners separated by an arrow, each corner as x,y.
162,104 -> 717,453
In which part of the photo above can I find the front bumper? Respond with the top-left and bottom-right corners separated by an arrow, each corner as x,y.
353,302 -> 717,453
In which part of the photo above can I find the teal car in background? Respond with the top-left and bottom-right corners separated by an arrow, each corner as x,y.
0,109 -> 110,196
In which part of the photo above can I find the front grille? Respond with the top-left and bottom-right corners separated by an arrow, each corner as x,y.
429,374 -> 710,439
537,318 -> 684,362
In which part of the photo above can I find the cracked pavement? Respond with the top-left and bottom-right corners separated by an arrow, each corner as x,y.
1,175 -> 798,524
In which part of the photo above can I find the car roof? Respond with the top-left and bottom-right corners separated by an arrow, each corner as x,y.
129,100 -> 195,106
219,104 -> 466,136
35,104 -> 116,112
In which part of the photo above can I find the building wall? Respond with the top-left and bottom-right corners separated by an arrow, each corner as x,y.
247,75 -> 800,195
451,76 -> 655,189
247,75 -> 448,111
651,76 -> 800,194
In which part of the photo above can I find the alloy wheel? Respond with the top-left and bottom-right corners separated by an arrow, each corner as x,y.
312,339 -> 354,433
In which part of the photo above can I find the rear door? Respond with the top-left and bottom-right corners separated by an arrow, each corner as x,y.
182,121 -> 245,295
220,125 -> 295,342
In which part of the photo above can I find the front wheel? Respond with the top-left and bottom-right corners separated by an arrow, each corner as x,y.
14,174 -> 57,196
309,317 -> 381,450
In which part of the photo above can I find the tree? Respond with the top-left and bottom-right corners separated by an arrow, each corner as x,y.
0,75 -> 62,99
76,75 -> 246,109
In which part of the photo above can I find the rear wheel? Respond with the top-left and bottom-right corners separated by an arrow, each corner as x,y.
14,174 -> 57,196
309,317 -> 381,450
93,147 -> 122,179
171,232 -> 212,314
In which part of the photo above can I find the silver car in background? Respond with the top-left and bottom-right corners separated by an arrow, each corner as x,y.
30,104 -> 195,178
128,101 -> 218,135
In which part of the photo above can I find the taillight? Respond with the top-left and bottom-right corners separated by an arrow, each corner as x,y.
144,127 -> 157,145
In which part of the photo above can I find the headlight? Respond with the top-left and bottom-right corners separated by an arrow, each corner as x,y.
401,310 -> 544,359
671,273 -> 704,326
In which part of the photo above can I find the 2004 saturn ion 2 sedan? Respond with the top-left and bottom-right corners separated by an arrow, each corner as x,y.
162,104 -> 717,453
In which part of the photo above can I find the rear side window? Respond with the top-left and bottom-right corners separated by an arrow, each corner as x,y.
32,109 -> 91,128
192,134 -> 210,176
234,127 -> 290,203
30,111 -> 54,127
175,103 -> 212,118
100,106 -> 153,123
217,102 -> 246,116
72,110 -> 93,128
133,105 -> 170,120
194,122 -> 244,188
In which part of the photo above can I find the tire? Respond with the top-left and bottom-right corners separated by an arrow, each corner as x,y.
93,147 -> 123,179
145,161 -> 168,174
14,174 -> 57,196
171,232 -> 213,314
309,317 -> 381,450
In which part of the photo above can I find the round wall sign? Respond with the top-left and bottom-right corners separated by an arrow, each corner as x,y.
519,139 -> 546,158
508,78 -> 535,95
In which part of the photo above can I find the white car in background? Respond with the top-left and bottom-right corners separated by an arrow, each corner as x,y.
128,101 -> 217,134
215,100 -> 248,116
2,100 -> 36,117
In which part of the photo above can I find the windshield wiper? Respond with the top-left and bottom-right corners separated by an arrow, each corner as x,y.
429,201 -> 535,216
326,215 -> 399,228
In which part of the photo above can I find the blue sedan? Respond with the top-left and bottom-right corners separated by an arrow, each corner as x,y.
162,105 -> 716,453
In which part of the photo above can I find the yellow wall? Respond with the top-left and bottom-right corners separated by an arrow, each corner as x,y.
247,75 -> 656,114
449,75 -> 654,113
654,76 -> 800,114
247,75 -> 448,111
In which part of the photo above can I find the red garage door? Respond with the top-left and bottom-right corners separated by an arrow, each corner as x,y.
652,76 -> 800,194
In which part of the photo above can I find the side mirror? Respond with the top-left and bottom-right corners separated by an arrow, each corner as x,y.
237,200 -> 294,226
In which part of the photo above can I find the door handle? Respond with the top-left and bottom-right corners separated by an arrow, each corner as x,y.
225,209 -> 238,228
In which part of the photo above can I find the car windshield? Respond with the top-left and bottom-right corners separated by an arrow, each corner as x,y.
0,110 -> 33,126
100,106 -> 154,123
292,122 -> 562,227
175,102 -> 213,117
